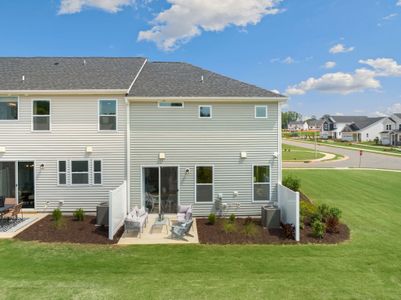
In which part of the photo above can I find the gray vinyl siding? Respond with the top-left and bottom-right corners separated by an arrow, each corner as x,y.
130,101 -> 280,216
0,95 -> 127,212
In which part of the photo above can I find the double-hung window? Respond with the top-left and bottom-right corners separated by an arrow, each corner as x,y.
99,100 -> 117,131
253,165 -> 270,202
0,97 -> 18,120
33,100 -> 51,131
58,161 -> 67,185
93,160 -> 102,185
196,166 -> 214,202
71,161 -> 89,185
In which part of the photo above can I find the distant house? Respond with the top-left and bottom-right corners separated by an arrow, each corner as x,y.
288,121 -> 308,131
306,118 -> 324,131
380,114 -> 401,146
340,117 -> 387,142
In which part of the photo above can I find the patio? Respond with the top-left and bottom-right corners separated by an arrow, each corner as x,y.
0,213 -> 47,239
118,214 -> 199,245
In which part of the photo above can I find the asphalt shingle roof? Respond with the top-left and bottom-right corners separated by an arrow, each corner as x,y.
128,61 -> 284,98
0,58 -> 284,98
0,57 -> 146,90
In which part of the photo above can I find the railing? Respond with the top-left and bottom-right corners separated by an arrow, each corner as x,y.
108,181 -> 127,240
278,183 -> 300,241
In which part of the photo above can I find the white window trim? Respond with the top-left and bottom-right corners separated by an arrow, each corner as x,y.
198,105 -> 212,119
32,99 -> 51,132
93,159 -> 103,185
57,160 -> 68,185
70,160 -> 90,186
194,165 -> 215,204
0,96 -> 20,122
157,101 -> 184,108
98,99 -> 118,132
252,164 -> 272,203
255,105 -> 268,119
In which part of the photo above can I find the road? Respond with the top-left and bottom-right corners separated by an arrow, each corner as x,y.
283,140 -> 401,170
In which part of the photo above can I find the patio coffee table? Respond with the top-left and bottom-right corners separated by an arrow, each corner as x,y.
150,217 -> 169,234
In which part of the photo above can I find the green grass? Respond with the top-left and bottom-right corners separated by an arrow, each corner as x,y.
1,170 -> 401,299
283,143 -> 325,161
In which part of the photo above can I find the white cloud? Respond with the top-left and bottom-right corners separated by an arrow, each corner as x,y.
58,0 -> 133,14
382,13 -> 398,20
374,103 -> 401,117
286,57 -> 401,96
397,0 -> 401,6
335,112 -> 344,116
138,0 -> 283,51
329,43 -> 355,54
283,56 -> 295,64
359,58 -> 401,77
324,61 -> 336,69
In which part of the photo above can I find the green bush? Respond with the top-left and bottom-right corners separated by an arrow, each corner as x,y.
242,222 -> 257,236
326,207 -> 342,233
310,212 -> 323,224
282,175 -> 301,192
300,201 -> 317,218
208,213 -> 216,225
312,219 -> 325,239
328,207 -> 342,220
52,208 -> 62,222
73,208 -> 85,221
229,213 -> 236,223
223,220 -> 236,233
317,204 -> 331,221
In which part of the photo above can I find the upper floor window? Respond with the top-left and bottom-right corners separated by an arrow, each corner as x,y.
0,97 -> 18,120
255,105 -> 268,119
158,102 -> 183,108
199,105 -> 212,118
386,124 -> 392,131
253,165 -> 270,202
99,100 -> 117,131
399,124 -> 401,131
33,100 -> 51,131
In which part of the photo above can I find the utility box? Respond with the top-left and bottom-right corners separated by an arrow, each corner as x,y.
261,205 -> 281,229
96,201 -> 109,226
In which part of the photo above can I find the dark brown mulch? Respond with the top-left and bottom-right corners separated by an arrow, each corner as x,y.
197,218 -> 350,245
15,216 -> 123,244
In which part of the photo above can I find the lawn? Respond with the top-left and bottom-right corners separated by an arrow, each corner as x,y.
315,139 -> 401,156
1,170 -> 401,299
282,143 -> 325,161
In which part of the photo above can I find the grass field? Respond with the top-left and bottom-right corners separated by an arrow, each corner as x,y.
282,143 -> 325,161
1,170 -> 401,299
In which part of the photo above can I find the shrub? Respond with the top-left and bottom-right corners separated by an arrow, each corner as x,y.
300,201 -> 317,218
328,207 -> 342,220
317,204 -> 331,221
208,213 -> 216,225
73,208 -> 85,221
310,212 -> 323,224
222,220 -> 236,233
229,213 -> 236,223
242,222 -> 257,237
326,207 -> 342,233
52,208 -> 62,222
282,223 -> 295,240
282,175 -> 301,192
312,219 -> 325,239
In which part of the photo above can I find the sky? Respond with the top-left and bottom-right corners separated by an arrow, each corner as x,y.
0,0 -> 400,119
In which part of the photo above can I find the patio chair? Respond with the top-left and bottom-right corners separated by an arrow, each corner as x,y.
2,203 -> 23,223
170,220 -> 193,240
176,205 -> 192,224
4,198 -> 16,206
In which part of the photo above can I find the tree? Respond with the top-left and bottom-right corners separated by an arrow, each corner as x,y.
282,111 -> 302,129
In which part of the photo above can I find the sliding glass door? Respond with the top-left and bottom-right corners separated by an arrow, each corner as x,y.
0,161 -> 35,208
143,166 -> 179,214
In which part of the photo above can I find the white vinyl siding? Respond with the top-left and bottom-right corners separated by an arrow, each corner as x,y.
130,101 -> 279,216
32,100 -> 51,131
0,95 -> 126,212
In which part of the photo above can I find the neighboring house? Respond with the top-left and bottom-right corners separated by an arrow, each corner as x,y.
340,117 -> 386,142
288,121 -> 308,131
320,115 -> 372,140
0,57 -> 287,216
305,118 -> 323,131
380,114 -> 401,146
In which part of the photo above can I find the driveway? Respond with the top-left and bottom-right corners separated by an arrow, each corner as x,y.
283,140 -> 401,170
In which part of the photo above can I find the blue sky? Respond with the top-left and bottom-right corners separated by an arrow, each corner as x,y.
0,0 -> 400,118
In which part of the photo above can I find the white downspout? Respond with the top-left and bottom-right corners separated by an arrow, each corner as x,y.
125,97 -> 131,213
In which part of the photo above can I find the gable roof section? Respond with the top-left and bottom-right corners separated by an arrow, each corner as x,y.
330,116 -> 369,123
128,61 -> 285,98
0,57 -> 146,91
341,117 -> 384,132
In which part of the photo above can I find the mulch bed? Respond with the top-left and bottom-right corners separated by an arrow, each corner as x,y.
197,218 -> 349,245
15,216 -> 123,244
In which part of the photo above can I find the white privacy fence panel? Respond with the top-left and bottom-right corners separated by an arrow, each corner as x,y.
109,181 -> 127,240
278,183 -> 300,241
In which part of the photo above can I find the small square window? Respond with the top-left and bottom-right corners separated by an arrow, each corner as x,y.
0,97 -> 18,120
255,106 -> 268,119
199,106 -> 212,118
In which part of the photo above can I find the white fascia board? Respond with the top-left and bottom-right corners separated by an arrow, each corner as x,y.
126,96 -> 288,103
0,89 -> 127,96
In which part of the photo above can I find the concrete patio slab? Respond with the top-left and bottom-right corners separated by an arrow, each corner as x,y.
0,213 -> 48,239
118,214 -> 199,245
